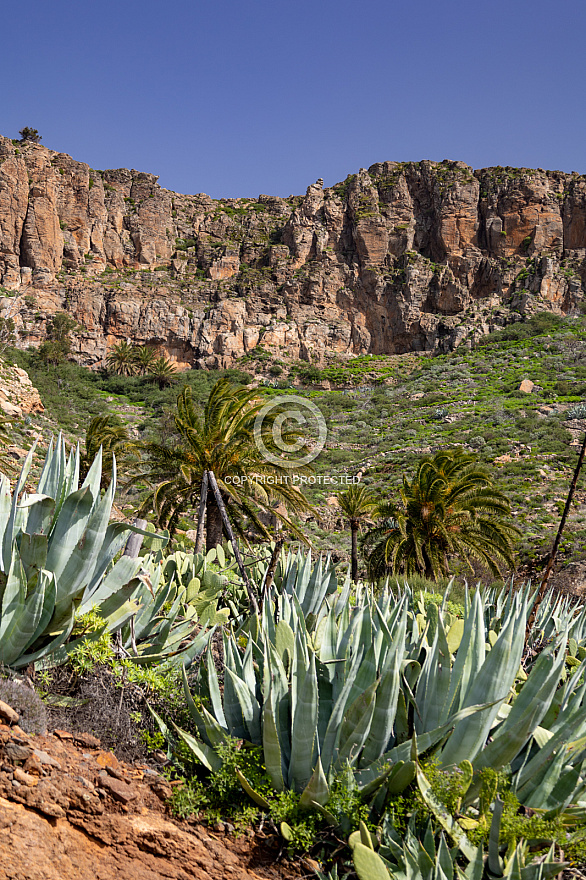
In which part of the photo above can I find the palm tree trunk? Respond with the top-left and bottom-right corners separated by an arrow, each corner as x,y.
423,548 -> 434,581
206,495 -> 224,551
351,522 -> 359,583
194,471 -> 209,554
526,429 -> 586,640
207,470 -> 259,615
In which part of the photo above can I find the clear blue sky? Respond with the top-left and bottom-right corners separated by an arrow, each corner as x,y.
3,0 -> 585,199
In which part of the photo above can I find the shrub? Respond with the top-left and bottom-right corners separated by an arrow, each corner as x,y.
18,127 -> 42,144
0,679 -> 47,734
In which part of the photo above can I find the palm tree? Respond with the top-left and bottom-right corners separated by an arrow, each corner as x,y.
362,448 -> 520,582
145,355 -> 177,389
337,484 -> 377,582
134,378 -> 314,548
80,414 -> 139,486
133,345 -> 158,375
106,341 -> 138,377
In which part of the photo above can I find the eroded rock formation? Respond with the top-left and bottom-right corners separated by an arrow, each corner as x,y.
0,358 -> 43,417
1,135 -> 585,368
0,711 -> 298,880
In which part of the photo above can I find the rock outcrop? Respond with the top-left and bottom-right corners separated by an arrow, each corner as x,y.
0,712 -> 298,880
1,135 -> 586,368
0,357 -> 43,417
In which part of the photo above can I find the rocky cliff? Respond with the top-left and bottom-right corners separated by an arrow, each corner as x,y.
1,135 -> 585,368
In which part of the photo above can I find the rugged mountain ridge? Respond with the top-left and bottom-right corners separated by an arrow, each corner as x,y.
1,135 -> 585,368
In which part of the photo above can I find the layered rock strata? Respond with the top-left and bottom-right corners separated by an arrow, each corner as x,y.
1,136 -> 585,368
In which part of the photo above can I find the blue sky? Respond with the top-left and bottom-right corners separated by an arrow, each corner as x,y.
2,0 -> 585,198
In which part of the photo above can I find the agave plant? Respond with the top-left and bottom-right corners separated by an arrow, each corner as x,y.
173,561 -> 500,808
114,554 -> 213,666
0,436 -> 155,668
350,811 -> 565,880
260,547 -> 339,623
170,547 -> 586,821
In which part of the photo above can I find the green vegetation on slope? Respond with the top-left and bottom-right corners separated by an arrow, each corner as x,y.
275,311 -> 586,582
6,309 -> 586,585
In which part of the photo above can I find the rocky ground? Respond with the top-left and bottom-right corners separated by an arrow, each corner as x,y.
0,698 -> 301,880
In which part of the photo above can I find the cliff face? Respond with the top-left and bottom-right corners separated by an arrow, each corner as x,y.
1,135 -> 585,368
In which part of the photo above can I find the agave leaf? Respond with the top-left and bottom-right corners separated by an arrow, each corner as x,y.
23,569 -> 57,652
266,642 -> 291,768
488,797 -> 503,876
224,666 -> 261,744
45,486 -> 94,603
0,554 -> 47,665
384,700 -> 500,766
321,646 -> 363,773
140,584 -> 183,655
416,765 -> 476,862
346,642 -> 378,704
181,663 -> 211,744
0,548 -> 26,647
127,575 -> 171,641
356,762 -> 394,798
514,714 -> 586,801
299,756 -> 329,808
55,472 -> 121,612
98,584 -> 142,632
441,590 -> 486,724
543,760 -> 586,817
262,686 -> 285,792
235,767 -> 271,809
522,748 -> 580,811
1,443 -> 38,571
440,597 -> 526,766
174,625 -> 213,668
20,494 -> 55,542
17,532 -> 48,583
289,652 -> 319,791
80,445 -> 103,495
416,617 -> 452,734
336,680 -> 378,770
437,833 -> 454,880
172,723 -> 223,773
36,437 -> 60,503
17,606 -> 76,669
82,521 -> 148,597
468,639 -> 568,798
0,476 -> 11,568
207,642 -> 227,728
